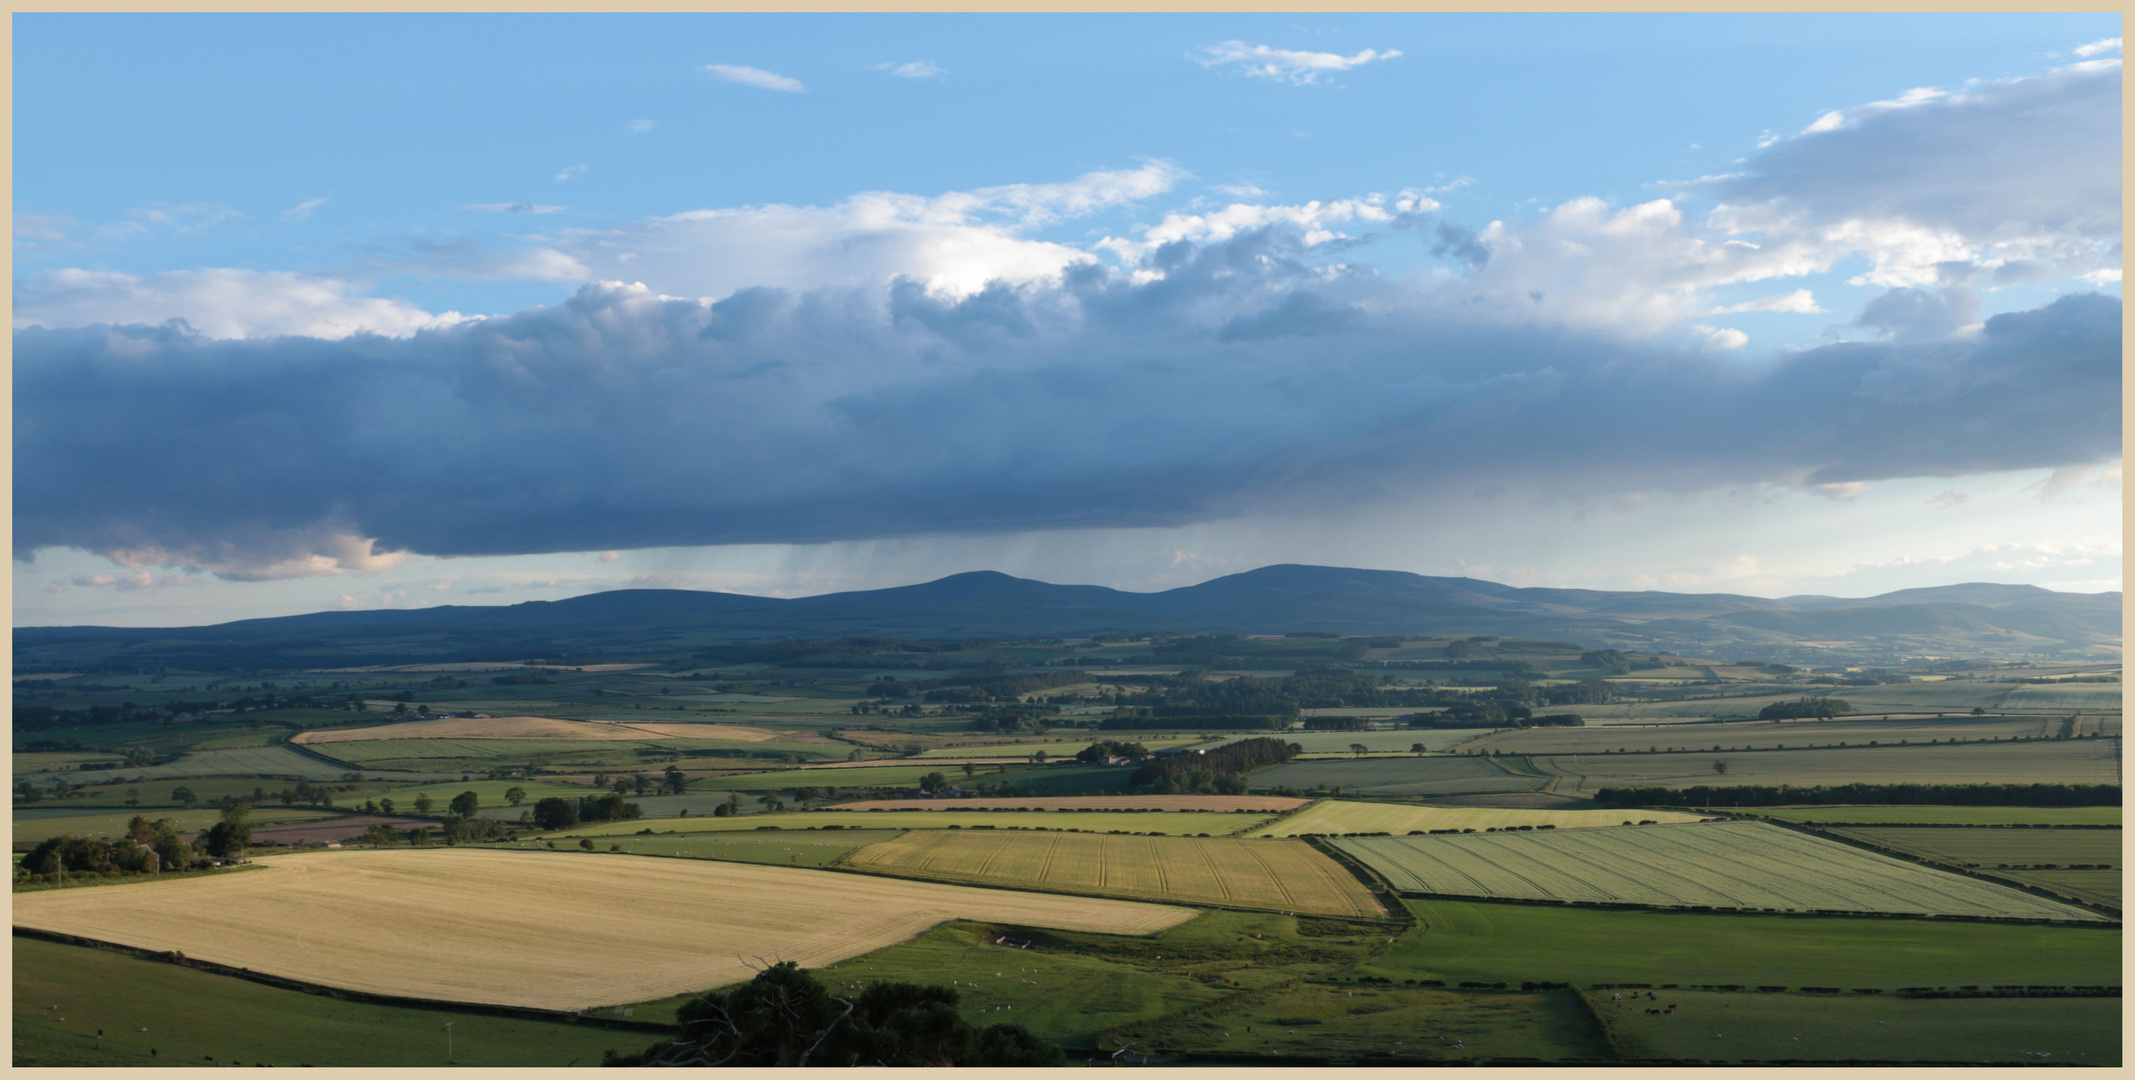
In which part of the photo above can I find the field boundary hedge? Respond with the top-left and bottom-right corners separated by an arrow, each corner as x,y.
10,926 -> 676,1033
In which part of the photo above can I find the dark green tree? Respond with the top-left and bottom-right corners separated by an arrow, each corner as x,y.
449,791 -> 480,817
532,797 -> 579,831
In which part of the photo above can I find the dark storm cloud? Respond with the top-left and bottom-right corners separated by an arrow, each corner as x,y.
13,233 -> 2120,575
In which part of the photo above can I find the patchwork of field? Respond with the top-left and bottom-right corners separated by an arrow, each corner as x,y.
1592,989 -> 2121,1065
1535,739 -> 2121,793
912,736 -> 1210,759
1562,680 -> 2125,720
9,848 -> 1197,1010
846,831 -> 1384,917
832,795 -> 1306,812
2002,870 -> 2123,908
296,715 -> 650,742
1242,800 -> 1708,837
1251,755 -> 1549,798
308,735 -> 839,769
1334,821 -> 2105,921
563,809 -> 1283,837
1459,715 -> 2072,756
1756,805 -> 2122,826
1821,826 -> 2122,908
544,829 -> 908,868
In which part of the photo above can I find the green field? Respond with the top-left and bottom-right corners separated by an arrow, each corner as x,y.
13,936 -> 630,1067
1755,806 -> 2122,826
1561,680 -> 2124,720
1131,982 -> 1612,1063
555,808 -> 1276,838
18,746 -> 405,784
370,778 -> 595,809
1590,989 -> 2120,1064
1354,899 -> 2122,989
312,736 -> 845,770
1824,826 -> 2121,869
1535,738 -> 2120,793
13,752 -> 126,775
2001,870 -> 2122,908
1252,755 -> 1548,798
1335,821 -> 2102,921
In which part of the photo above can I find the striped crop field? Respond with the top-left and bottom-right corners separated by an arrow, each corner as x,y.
1333,820 -> 2107,921
1242,800 -> 1709,837
565,809 -> 1276,836
831,795 -> 1306,812
9,848 -> 1196,1011
846,831 -> 1384,917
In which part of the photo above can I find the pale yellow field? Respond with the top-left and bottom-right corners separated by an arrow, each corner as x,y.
614,722 -> 783,741
847,831 -> 1384,918
9,848 -> 1195,1010
833,795 -> 1308,812
1244,800 -> 1710,837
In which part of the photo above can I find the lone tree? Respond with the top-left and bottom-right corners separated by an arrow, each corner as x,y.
202,806 -> 252,860
1411,742 -> 1428,756
1349,743 -> 1370,759
606,961 -> 1062,1067
172,786 -> 198,808
413,792 -> 436,815
504,786 -> 527,807
449,791 -> 480,817
1713,760 -> 1730,775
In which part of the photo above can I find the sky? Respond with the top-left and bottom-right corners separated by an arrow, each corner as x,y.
12,13 -> 2124,627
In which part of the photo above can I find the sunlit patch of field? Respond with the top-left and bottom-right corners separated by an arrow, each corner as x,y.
1243,800 -> 1707,837
847,831 -> 1384,918
295,716 -> 654,743
833,795 -> 1306,813
9,848 -> 1197,1011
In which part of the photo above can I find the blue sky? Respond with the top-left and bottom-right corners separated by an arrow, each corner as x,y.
13,14 -> 2123,625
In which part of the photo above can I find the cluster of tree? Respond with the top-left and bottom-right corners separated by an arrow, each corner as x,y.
1074,740 -> 1150,763
1756,698 -> 1856,720
529,794 -> 645,830
1127,737 -> 1299,795
963,707 -> 1055,734
490,672 -> 554,685
697,638 -> 971,670
1402,704 -> 1586,729
1112,667 -> 1440,716
605,961 -> 1061,1067
21,814 -> 200,878
1596,783 -> 2122,809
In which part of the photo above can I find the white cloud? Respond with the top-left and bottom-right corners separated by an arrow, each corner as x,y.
625,119 -> 656,134
1195,41 -> 1402,85
2074,36 -> 2121,57
557,162 -> 1186,299
66,570 -> 200,592
554,164 -> 588,183
702,63 -> 806,93
1692,324 -> 1749,349
12,268 -> 466,339
282,197 -> 329,222
459,202 -> 569,215
1708,289 -> 1823,315
872,61 -> 944,79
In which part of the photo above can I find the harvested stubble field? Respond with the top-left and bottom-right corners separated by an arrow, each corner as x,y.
9,848 -> 1197,1010
566,809 -> 1279,837
1535,738 -> 2121,793
1334,820 -> 2105,921
845,831 -> 1384,918
294,715 -> 653,743
832,795 -> 1307,812
1251,755 -> 1549,798
1243,800 -> 1708,837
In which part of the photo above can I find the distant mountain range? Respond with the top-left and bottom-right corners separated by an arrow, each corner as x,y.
15,565 -> 2121,670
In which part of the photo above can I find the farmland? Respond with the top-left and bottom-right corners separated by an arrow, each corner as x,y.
1755,805 -> 2122,826
9,848 -> 1198,1010
13,936 -> 630,1068
832,795 -> 1307,812
1251,755 -> 1550,798
1591,989 -> 2120,1065
1533,739 -> 2120,793
1358,898 -> 2122,989
1457,714 -> 2082,756
555,828 -> 909,868
13,806 -> 340,845
1126,982 -> 1612,1063
1244,800 -> 1708,837
846,830 -> 1384,917
562,808 -> 1282,837
1334,821 -> 2104,921
17,746 -> 434,785
1822,826 -> 2122,908
294,715 -> 656,742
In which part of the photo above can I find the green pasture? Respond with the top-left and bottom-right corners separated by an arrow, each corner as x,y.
1352,899 -> 2121,990
1755,806 -> 2122,826
12,936 -> 628,1067
1212,731 -> 1455,755
1590,989 -> 2120,1065
1534,738 -> 2120,794
1825,826 -> 2121,868
913,736 -> 1208,759
1999,869 -> 2122,908
371,778 -> 597,810
17,774 -> 430,811
555,808 -> 1279,838
20,746 -> 440,785
13,752 -> 125,776
1463,715 -> 2066,756
1251,755 -> 1549,798
1135,983 -> 1611,1063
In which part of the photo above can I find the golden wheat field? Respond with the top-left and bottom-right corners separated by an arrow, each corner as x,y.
846,831 -> 1384,918
293,715 -> 649,743
833,795 -> 1308,812
612,722 -> 784,741
1243,800 -> 1710,837
9,849 -> 1196,1010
